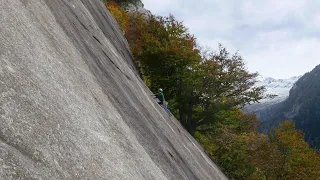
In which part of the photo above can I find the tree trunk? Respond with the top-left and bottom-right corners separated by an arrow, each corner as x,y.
179,107 -> 187,127
188,118 -> 198,136
187,102 -> 197,136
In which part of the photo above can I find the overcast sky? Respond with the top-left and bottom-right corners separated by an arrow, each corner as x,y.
142,0 -> 320,79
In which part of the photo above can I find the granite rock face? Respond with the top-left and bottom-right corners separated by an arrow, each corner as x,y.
0,0 -> 227,179
122,0 -> 152,17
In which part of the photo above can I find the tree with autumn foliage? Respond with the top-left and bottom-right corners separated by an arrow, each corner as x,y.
247,120 -> 320,180
105,1 -> 130,34
126,13 -> 264,136
196,112 -> 320,180
127,14 -> 201,100
195,109 -> 264,179
268,121 -> 320,180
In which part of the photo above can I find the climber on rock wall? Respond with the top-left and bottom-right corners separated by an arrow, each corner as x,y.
155,88 -> 165,106
153,88 -> 172,116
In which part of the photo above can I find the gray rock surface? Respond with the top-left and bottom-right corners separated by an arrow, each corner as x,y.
122,0 -> 152,18
0,0 -> 227,179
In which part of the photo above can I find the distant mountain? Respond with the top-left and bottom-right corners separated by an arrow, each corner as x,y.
245,75 -> 300,121
262,65 -> 320,149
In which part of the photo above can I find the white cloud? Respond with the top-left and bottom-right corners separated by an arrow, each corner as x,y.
239,0 -> 306,24
142,0 -> 320,78
244,37 -> 320,78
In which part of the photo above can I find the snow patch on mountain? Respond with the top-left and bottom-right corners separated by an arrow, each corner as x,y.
257,75 -> 301,103
246,75 -> 301,113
